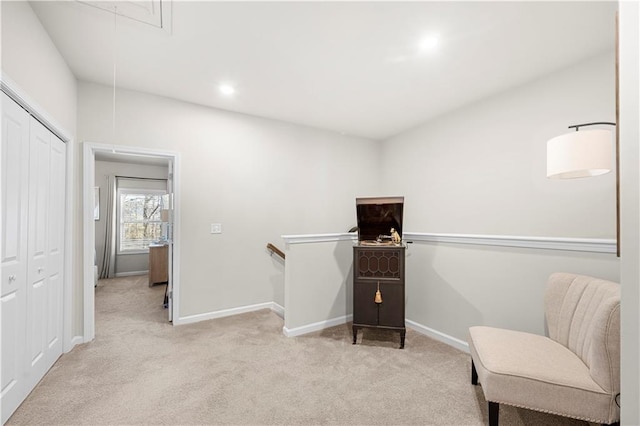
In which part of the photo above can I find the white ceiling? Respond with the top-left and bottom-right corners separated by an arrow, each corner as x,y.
31,1 -> 617,140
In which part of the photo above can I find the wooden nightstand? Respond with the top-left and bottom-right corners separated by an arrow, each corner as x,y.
148,244 -> 168,287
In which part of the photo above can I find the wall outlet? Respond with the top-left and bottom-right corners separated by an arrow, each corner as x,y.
210,223 -> 222,234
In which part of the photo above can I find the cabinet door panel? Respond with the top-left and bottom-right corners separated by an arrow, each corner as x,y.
353,281 -> 378,325
378,282 -> 404,327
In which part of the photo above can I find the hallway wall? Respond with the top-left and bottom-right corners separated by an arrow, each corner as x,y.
78,81 -> 380,319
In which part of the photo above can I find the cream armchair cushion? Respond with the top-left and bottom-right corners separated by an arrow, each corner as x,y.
468,273 -> 620,425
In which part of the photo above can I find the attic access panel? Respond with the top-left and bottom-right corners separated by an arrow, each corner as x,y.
77,0 -> 168,29
356,196 -> 404,243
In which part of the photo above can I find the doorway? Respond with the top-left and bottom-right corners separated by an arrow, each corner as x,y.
82,143 -> 180,342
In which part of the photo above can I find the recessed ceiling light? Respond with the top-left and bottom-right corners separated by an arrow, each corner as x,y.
219,84 -> 235,96
419,35 -> 439,51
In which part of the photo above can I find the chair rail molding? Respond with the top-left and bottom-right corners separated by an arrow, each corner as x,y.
404,232 -> 616,254
281,231 -> 616,254
282,232 -> 357,245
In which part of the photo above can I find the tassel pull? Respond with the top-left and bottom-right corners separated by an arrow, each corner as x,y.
374,281 -> 382,304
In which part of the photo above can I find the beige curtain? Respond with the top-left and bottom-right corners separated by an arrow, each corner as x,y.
99,175 -> 117,279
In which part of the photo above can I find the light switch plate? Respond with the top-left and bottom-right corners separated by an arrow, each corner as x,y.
210,223 -> 222,234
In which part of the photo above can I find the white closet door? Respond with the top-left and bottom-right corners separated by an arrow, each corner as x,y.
26,118 -> 52,389
26,117 -> 67,391
45,134 -> 66,368
1,93 -> 30,423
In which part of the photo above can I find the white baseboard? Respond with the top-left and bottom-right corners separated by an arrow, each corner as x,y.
283,314 -> 353,337
173,300 -> 468,355
176,302 -> 275,325
114,270 -> 148,277
271,302 -> 285,318
281,315 -> 468,354
406,319 -> 469,353
64,335 -> 84,353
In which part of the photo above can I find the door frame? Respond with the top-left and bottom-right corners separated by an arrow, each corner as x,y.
82,142 -> 181,342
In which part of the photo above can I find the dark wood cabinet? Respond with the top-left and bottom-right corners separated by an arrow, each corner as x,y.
352,245 -> 406,348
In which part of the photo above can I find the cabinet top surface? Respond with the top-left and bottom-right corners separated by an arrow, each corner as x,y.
149,243 -> 168,248
355,243 -> 405,249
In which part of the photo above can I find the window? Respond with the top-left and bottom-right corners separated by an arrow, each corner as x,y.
118,189 -> 166,253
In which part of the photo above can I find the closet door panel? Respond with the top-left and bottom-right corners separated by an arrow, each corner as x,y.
46,273 -> 62,351
29,280 -> 46,367
1,291 -> 22,412
28,120 -> 50,264
1,109 -> 28,271
0,93 -> 30,424
45,136 -> 65,361
26,118 -> 51,389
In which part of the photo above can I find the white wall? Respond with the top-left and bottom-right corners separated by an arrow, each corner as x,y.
382,52 -> 616,238
379,52 -> 620,342
1,1 -> 80,338
619,2 -> 640,423
283,238 -> 355,334
94,160 -> 169,276
1,1 -> 77,134
78,81 -> 380,319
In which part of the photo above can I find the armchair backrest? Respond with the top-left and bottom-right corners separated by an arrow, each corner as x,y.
544,272 -> 620,394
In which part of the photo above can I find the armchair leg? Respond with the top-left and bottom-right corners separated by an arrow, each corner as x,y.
471,360 -> 478,385
488,401 -> 499,426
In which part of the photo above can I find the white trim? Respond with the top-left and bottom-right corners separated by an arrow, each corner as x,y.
176,302 -> 274,325
406,319 -> 470,353
283,314 -> 353,337
83,142 -> 181,342
170,154 -> 181,323
271,302 -> 285,319
0,72 -> 72,143
63,137 -> 74,353
114,270 -> 148,278
281,231 -> 615,254
282,232 -> 357,245
403,232 -> 616,254
70,336 -> 84,348
83,145 -> 96,341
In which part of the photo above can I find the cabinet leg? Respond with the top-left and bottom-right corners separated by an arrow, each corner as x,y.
399,330 -> 406,349
352,327 -> 357,344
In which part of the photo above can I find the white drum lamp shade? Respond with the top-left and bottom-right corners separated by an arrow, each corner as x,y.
546,129 -> 613,179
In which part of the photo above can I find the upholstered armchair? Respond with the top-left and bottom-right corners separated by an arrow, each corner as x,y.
468,273 -> 620,426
